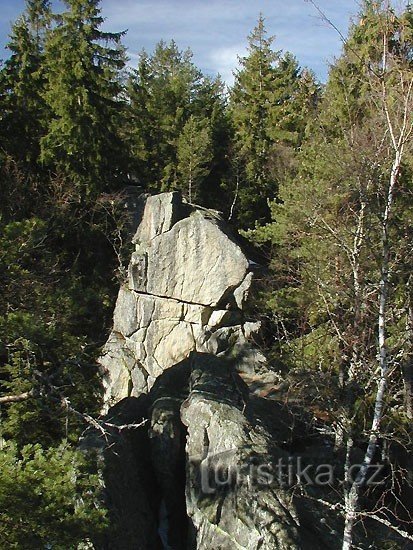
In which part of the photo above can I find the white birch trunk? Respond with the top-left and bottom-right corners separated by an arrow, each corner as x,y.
341,150 -> 402,550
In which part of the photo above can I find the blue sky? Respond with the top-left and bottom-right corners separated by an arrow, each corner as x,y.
0,0 -> 362,84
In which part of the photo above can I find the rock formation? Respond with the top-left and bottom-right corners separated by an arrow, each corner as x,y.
99,191 -> 265,411
181,353 -> 300,549
95,192 -> 302,549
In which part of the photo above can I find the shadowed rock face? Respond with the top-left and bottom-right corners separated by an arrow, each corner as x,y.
95,192 -> 301,550
181,353 -> 301,550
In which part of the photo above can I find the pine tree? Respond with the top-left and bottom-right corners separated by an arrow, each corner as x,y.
265,56 -> 319,197
40,0 -> 127,196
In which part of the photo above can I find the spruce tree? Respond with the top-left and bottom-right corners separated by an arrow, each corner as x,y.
0,0 -> 51,169
230,15 -> 279,227
127,41 -> 230,206
230,16 -> 315,228
0,441 -> 108,547
269,53 -> 318,147
191,75 -> 232,209
128,41 -> 203,190
176,115 -> 213,203
40,0 -> 127,196
252,3 -> 413,546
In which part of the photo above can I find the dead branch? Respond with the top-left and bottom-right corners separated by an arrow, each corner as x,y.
0,388 -> 146,435
0,389 -> 37,404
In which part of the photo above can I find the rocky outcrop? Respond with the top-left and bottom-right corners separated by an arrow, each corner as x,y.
96,192 -> 301,550
181,353 -> 301,550
99,192 -> 265,412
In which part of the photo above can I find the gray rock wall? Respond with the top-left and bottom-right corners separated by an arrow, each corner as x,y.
181,353 -> 301,550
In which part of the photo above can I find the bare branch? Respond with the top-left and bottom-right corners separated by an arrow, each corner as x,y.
359,512 -> 413,542
0,389 -> 36,404
0,388 -> 146,435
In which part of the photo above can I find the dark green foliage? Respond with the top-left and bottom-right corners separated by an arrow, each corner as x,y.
0,164 -> 117,544
323,1 -> 413,134
0,0 -> 140,511
1,0 -> 411,546
229,16 -> 318,228
230,15 -> 279,227
0,208 -> 115,440
269,55 -> 318,147
127,42 -> 205,191
0,441 -> 107,548
249,9 -> 413,527
0,1 -> 51,169
127,42 -> 230,207
40,0 -> 127,195
176,115 -> 213,203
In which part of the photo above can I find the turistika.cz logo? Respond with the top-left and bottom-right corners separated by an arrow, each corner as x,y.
194,449 -> 385,494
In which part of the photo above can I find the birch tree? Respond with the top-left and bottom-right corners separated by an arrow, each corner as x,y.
341,6 -> 413,547
254,2 -> 413,545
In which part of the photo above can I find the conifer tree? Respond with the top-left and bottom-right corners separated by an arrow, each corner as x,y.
0,0 -> 51,168
230,15 -> 279,227
269,53 -> 318,146
40,0 -> 127,196
127,42 -> 202,191
191,75 -> 232,208
230,16 -> 315,228
0,441 -> 108,547
323,0 -> 413,133
176,115 -> 213,203
252,3 -> 413,547
127,41 -> 230,205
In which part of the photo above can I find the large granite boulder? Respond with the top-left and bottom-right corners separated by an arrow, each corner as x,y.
99,192 -> 265,412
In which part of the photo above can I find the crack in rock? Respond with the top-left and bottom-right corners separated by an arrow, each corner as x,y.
93,192 -> 300,550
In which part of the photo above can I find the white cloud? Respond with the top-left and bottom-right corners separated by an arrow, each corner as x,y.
1,0 -> 361,83
206,44 -> 246,85
100,0 -> 358,83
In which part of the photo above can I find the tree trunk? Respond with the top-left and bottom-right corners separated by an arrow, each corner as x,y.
341,151 -> 402,550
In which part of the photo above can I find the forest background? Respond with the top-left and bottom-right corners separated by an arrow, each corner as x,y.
0,1 -> 412,548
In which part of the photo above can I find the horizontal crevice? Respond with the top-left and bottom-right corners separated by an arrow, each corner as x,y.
130,288 -> 223,309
